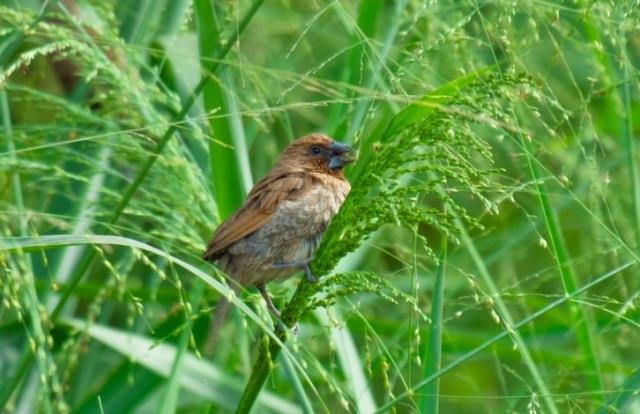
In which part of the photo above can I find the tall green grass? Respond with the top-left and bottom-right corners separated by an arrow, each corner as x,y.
1,1 -> 639,413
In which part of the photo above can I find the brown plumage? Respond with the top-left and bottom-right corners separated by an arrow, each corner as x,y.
203,133 -> 354,347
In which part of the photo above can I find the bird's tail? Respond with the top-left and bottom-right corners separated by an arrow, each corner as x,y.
203,284 -> 240,355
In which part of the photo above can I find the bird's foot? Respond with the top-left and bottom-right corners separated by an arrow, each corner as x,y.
303,263 -> 316,283
275,320 -> 300,338
272,260 -> 316,283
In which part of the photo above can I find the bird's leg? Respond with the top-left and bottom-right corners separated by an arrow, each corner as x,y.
257,283 -> 280,318
272,259 -> 316,282
256,283 -> 300,336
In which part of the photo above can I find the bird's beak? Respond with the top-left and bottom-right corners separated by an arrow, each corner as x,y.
328,141 -> 356,170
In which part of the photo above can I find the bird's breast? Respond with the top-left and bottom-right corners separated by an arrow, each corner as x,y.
266,177 -> 349,241
225,177 -> 350,285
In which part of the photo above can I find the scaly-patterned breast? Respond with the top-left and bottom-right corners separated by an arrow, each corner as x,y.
259,176 -> 350,247
227,176 -> 350,285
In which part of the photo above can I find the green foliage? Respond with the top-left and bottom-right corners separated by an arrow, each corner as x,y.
1,1 -> 640,413
315,72 -> 530,275
309,271 -> 418,312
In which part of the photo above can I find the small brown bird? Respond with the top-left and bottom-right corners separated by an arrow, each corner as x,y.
203,133 -> 354,344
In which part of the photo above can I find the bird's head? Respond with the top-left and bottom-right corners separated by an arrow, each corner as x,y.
277,134 -> 356,176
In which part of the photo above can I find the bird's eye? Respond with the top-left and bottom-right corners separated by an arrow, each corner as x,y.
310,146 -> 322,155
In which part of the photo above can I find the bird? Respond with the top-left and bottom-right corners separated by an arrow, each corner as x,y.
203,133 -> 355,347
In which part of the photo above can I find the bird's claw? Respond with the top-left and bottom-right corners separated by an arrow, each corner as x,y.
304,264 -> 316,282
291,322 -> 300,337
275,320 -> 300,338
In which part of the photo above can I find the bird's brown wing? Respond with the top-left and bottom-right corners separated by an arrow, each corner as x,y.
203,170 -> 311,261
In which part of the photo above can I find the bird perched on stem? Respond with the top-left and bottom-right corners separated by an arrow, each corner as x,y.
203,133 -> 355,349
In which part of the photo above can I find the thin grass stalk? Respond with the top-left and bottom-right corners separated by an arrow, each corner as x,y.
343,0 -> 407,141
419,235 -> 447,414
280,352 -> 314,414
519,133 -> 603,397
234,282 -> 315,413
0,91 -> 25,236
46,146 -> 111,313
159,281 -> 204,414
327,0 -> 382,137
455,221 -> 560,414
375,261 -> 636,412
620,55 -> 640,249
576,0 -> 621,138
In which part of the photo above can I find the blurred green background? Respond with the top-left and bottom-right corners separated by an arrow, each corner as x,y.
1,0 -> 639,413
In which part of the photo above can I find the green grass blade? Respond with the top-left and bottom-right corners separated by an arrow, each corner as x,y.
158,0 -> 192,37
419,236 -> 447,414
0,234 -> 270,335
0,343 -> 32,409
0,91 -> 25,234
280,352 -> 314,414
620,56 -> 640,249
61,319 -> 302,414
195,0 -> 252,217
